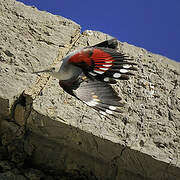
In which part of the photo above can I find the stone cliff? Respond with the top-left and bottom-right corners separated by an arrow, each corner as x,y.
0,0 -> 180,179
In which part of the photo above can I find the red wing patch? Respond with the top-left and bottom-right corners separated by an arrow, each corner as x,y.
90,48 -> 114,72
69,47 -> 137,83
68,48 -> 114,71
68,49 -> 93,67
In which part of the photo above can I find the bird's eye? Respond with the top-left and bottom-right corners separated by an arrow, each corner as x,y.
52,67 -> 55,71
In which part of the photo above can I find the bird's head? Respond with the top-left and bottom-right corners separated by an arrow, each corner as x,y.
33,63 -> 61,78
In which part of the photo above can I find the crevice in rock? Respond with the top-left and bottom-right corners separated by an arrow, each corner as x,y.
1,0 -> 180,179
2,29 -> 83,177
37,38 -> 56,46
10,93 -> 27,121
23,28 -> 81,105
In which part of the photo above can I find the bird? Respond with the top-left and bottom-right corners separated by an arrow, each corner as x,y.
33,38 -> 137,117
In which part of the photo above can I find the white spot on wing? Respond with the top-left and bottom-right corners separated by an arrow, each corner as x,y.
109,106 -> 117,110
123,64 -> 131,69
85,100 -> 99,107
104,77 -> 110,82
103,64 -> 112,67
106,109 -> 113,114
99,111 -> 107,116
120,69 -> 129,73
93,98 -> 100,102
89,72 -> 97,76
99,67 -> 109,71
94,70 -> 104,74
113,73 -> 121,78
105,61 -> 113,63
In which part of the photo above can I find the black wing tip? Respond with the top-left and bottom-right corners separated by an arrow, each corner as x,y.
107,38 -> 118,49
93,38 -> 118,49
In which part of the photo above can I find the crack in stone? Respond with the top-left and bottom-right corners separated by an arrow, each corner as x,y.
24,29 -> 81,102
11,31 -> 82,135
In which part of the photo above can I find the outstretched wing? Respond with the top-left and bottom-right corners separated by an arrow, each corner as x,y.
59,74 -> 124,117
68,39 -> 137,84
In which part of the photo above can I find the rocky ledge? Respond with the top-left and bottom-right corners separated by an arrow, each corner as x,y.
0,0 -> 180,179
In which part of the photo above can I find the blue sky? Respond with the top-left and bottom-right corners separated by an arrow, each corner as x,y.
17,0 -> 180,62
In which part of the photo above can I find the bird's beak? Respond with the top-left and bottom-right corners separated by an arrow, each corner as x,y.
32,69 -> 51,74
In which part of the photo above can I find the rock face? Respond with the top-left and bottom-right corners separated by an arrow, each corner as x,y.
0,0 -> 180,179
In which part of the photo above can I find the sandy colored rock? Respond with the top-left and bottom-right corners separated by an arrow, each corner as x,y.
24,31 -> 180,180
0,0 -> 81,117
0,0 -> 180,180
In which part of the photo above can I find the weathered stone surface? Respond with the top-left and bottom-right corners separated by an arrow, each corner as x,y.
24,31 -> 180,180
0,0 -> 180,180
0,0 -> 80,117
